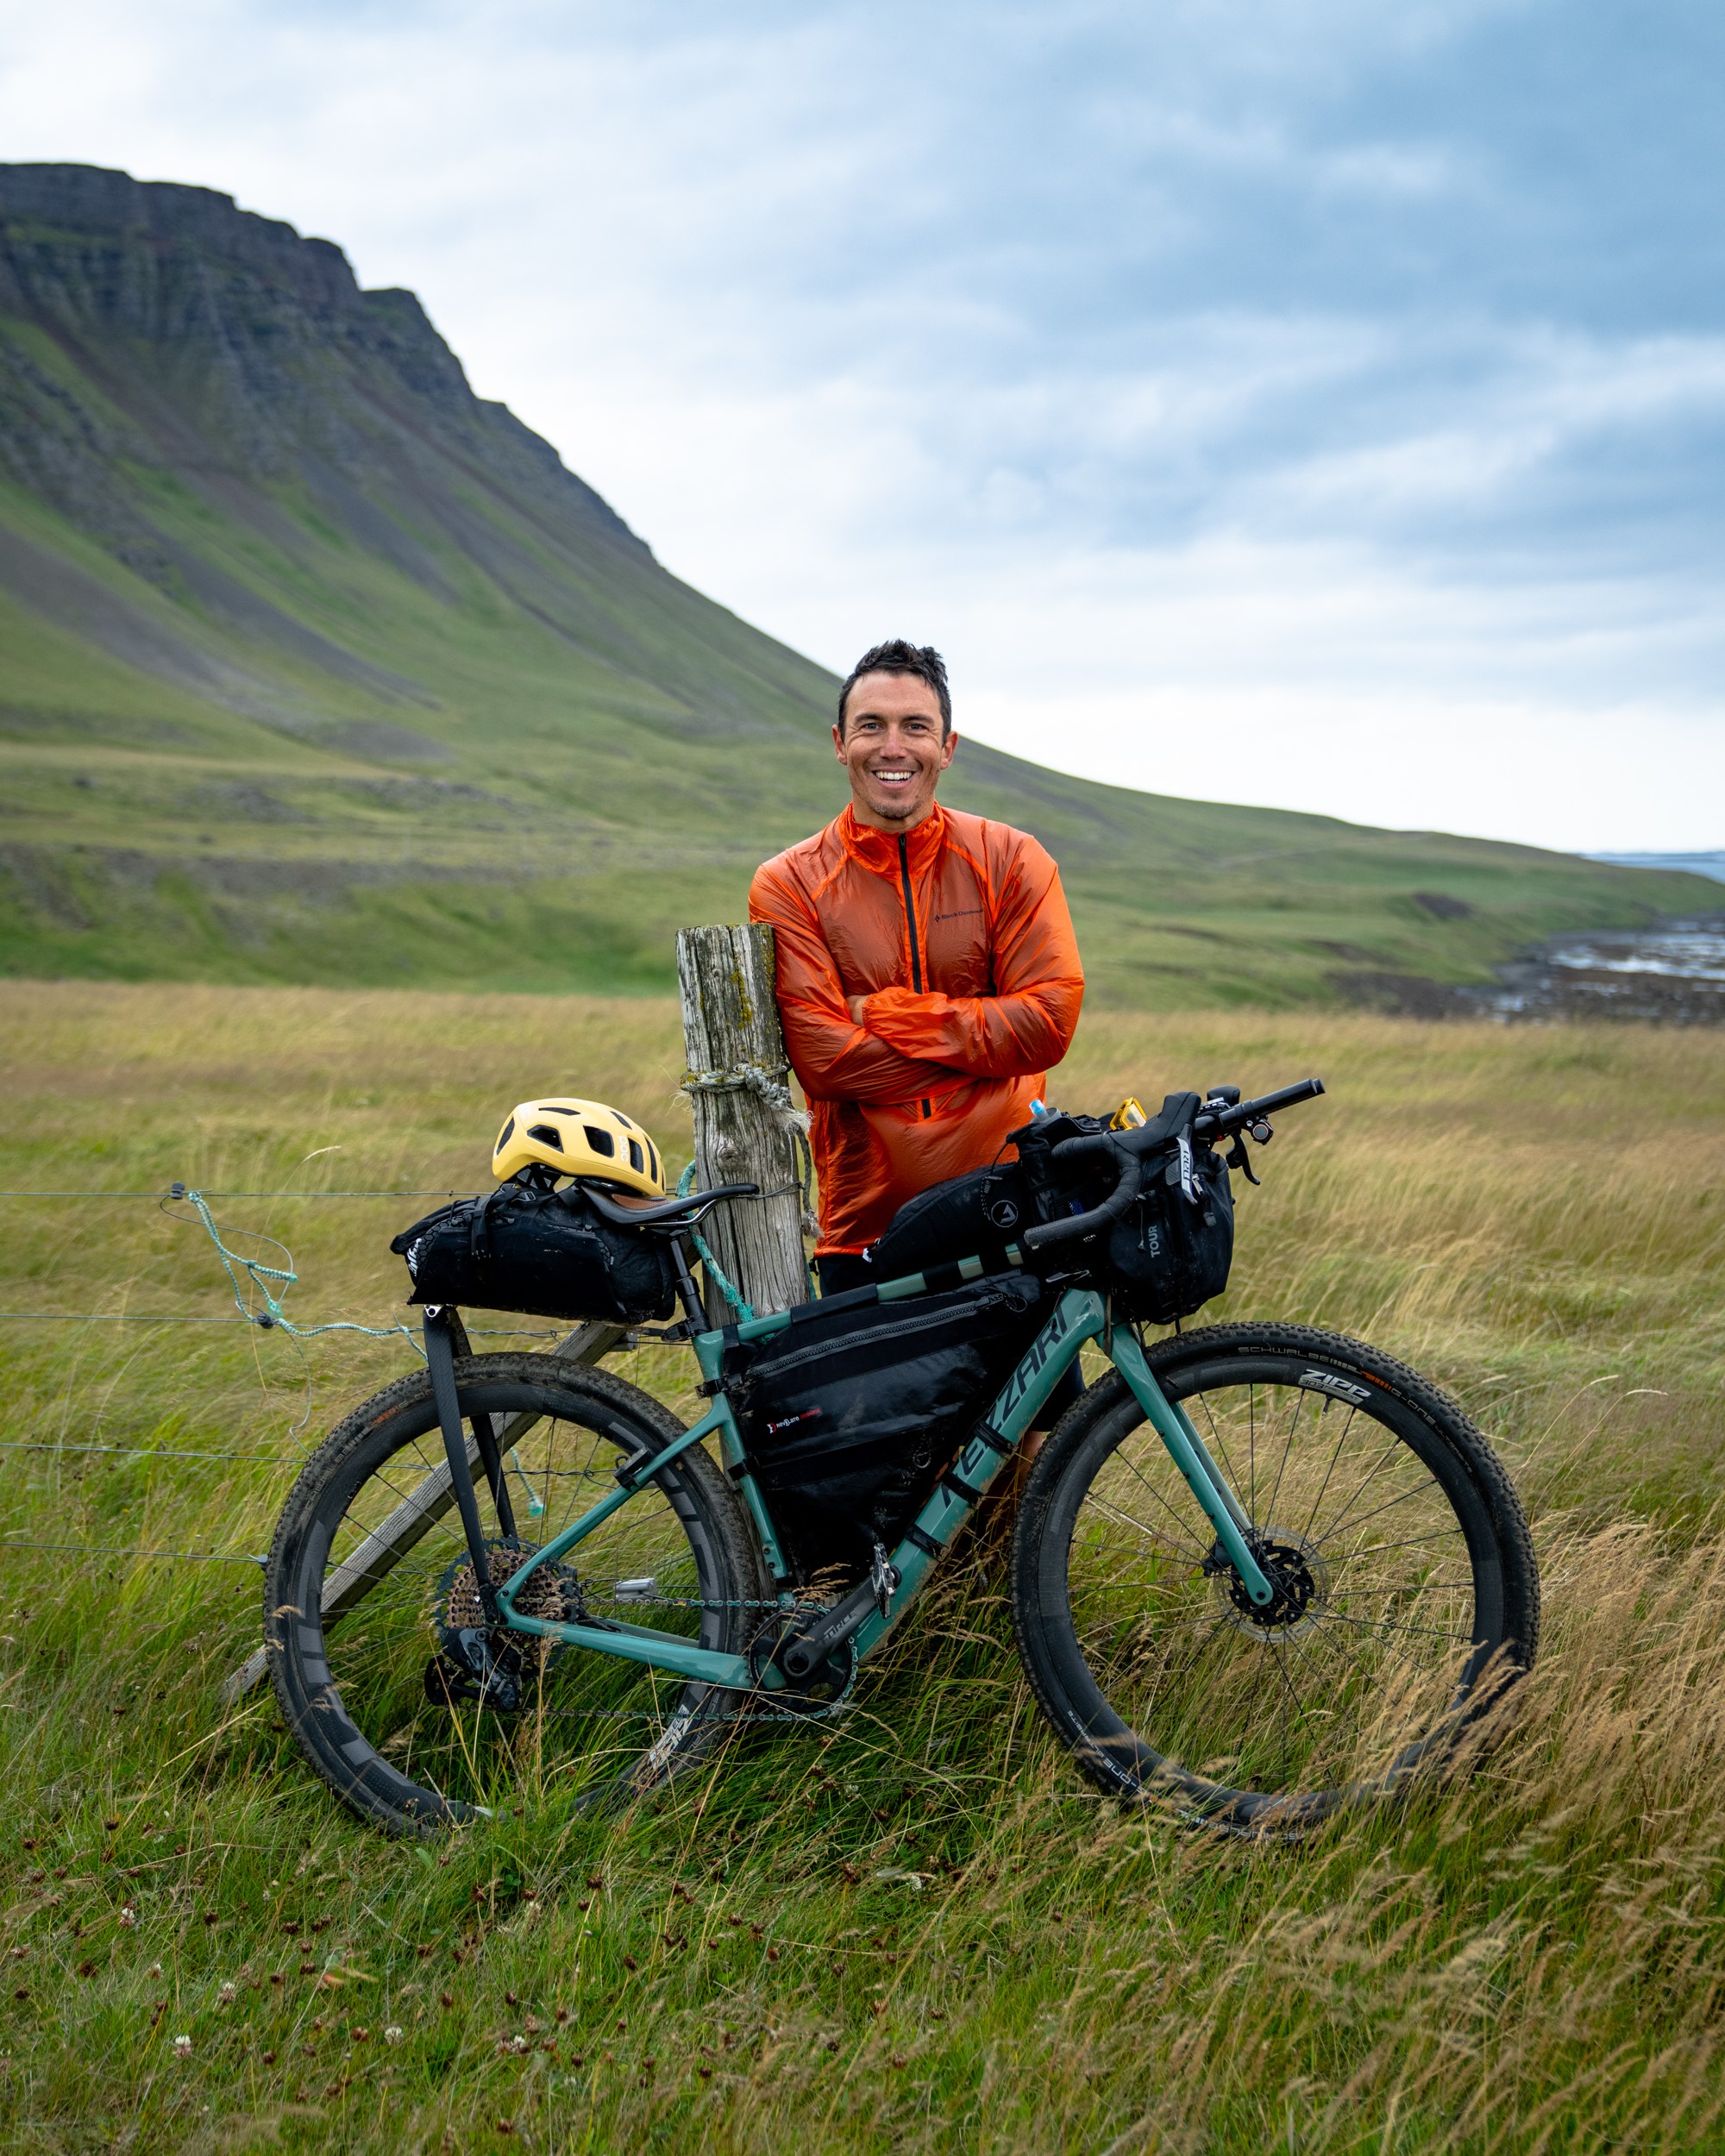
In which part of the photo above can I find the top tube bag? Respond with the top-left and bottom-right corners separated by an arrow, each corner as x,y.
723,1272 -> 1046,1583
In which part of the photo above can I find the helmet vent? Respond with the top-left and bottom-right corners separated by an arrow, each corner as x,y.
526,1123 -> 565,1150
627,1138 -> 644,1173
497,1116 -> 516,1151
583,1125 -> 617,1158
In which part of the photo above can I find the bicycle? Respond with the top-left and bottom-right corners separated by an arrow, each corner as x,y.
264,1078 -> 1539,1837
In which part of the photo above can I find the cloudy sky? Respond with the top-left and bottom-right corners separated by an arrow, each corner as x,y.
3,0 -> 1721,850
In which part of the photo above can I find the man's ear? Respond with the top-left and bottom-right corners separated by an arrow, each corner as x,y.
938,729 -> 957,770
832,722 -> 847,761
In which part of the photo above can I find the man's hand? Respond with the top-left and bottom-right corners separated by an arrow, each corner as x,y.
846,993 -> 870,1026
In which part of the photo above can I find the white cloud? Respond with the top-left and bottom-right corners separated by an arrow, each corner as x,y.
0,0 -> 1719,849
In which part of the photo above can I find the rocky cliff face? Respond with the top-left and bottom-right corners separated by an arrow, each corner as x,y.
0,162 -> 643,604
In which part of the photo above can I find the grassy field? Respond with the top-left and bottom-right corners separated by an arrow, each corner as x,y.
2,982 -> 1723,2153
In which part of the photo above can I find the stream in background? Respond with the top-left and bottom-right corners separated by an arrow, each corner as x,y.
1477,854 -> 1725,1022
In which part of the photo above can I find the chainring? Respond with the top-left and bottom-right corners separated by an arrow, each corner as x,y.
747,1605 -> 857,1715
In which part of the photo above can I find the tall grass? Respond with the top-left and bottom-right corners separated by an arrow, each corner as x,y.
1,984 -> 1722,2152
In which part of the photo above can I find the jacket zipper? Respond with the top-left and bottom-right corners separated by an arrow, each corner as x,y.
898,834 -> 932,1119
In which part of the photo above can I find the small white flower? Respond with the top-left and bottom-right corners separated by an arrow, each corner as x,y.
118,1906 -> 137,1927
147,1961 -> 163,1977
383,2025 -> 405,2046
217,1981 -> 236,2004
172,2034 -> 192,2057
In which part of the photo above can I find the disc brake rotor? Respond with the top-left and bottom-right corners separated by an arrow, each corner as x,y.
1210,1528 -> 1330,1644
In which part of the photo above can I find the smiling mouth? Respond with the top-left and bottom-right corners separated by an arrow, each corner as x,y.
869,769 -> 915,786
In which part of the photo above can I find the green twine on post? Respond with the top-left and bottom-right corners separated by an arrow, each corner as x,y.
675,1163 -> 756,1322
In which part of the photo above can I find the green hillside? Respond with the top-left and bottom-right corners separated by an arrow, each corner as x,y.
0,162 -> 1710,1009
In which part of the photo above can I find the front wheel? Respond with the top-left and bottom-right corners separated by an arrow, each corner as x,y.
1010,1323 -> 1540,1833
265,1353 -> 767,1835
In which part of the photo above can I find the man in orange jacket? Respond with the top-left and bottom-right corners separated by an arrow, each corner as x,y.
750,639 -> 1084,1298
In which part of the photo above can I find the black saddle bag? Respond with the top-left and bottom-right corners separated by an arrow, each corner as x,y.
390,1180 -> 678,1325
724,1272 -> 1046,1582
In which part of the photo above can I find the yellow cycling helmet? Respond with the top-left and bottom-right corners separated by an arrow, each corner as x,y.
492,1098 -> 666,1200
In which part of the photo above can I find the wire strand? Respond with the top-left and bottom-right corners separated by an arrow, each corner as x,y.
0,1539 -> 264,1564
0,1189 -> 484,1200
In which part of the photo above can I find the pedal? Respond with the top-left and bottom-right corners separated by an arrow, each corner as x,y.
869,1539 -> 901,1619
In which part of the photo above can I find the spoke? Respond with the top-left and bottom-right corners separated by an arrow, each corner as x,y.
1182,1388 -> 1251,1525
1315,1609 -> 1477,1645
1313,1475 -> 1440,1551
1329,1579 -> 1475,1600
1309,1612 -> 1441,1694
1300,1404 -> 1359,1539
1099,1458 -> 1211,1561
1196,1389 -> 1251,1527
1307,1432 -> 1411,1544
1333,1526 -> 1467,1559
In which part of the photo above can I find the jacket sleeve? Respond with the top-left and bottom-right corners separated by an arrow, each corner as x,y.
859,836 -> 1083,1077
749,862 -> 965,1104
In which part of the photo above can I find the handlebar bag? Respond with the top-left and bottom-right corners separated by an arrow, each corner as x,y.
1105,1139 -> 1235,1325
390,1180 -> 678,1325
723,1272 -> 1045,1582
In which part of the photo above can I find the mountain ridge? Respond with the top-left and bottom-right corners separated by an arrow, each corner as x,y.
0,160 -> 1712,1006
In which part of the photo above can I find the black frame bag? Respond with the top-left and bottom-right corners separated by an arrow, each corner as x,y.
390,1181 -> 677,1326
724,1273 -> 1045,1581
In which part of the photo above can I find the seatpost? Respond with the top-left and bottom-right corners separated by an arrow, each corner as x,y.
667,1233 -> 707,1332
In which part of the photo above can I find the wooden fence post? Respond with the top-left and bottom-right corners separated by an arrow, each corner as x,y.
676,922 -> 812,1320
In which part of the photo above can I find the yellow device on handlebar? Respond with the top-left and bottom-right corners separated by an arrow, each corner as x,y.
1110,1098 -> 1147,1131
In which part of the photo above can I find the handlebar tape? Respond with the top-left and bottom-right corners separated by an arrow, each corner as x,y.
1020,1144 -> 1143,1252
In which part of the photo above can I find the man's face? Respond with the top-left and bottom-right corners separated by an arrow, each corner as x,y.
834,672 -> 956,830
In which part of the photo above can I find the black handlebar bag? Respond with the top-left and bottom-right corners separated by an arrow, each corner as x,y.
390,1181 -> 678,1325
724,1272 -> 1045,1582
1104,1134 -> 1235,1325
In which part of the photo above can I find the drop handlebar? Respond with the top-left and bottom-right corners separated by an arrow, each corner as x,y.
1018,1077 -> 1325,1254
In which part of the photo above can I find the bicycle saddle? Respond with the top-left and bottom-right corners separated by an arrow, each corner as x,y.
582,1181 -> 759,1228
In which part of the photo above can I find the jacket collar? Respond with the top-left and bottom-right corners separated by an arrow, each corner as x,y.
837,800 -> 950,878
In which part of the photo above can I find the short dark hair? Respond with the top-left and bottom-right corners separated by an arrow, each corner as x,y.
837,641 -> 951,738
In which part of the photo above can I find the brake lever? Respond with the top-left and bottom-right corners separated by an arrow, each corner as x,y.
1224,1134 -> 1260,1186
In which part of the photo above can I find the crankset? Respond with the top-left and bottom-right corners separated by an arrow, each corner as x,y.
747,1606 -> 857,1714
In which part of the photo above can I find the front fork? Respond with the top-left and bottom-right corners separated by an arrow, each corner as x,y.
1108,1324 -> 1275,1608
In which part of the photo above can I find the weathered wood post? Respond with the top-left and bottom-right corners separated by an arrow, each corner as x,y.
676,922 -> 812,1320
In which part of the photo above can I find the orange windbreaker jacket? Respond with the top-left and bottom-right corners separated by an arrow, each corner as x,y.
749,803 -> 1085,1255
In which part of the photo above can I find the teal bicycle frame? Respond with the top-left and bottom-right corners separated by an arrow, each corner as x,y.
493,1269 -> 1276,1687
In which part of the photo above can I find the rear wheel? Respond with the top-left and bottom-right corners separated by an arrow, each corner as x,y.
1010,1323 -> 1539,1833
265,1353 -> 765,1835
